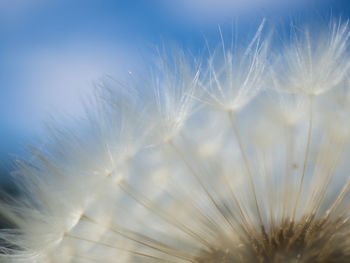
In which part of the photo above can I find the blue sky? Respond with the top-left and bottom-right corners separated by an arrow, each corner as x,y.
0,0 -> 349,181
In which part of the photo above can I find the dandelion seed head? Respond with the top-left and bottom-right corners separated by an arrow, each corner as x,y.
2,20 -> 350,263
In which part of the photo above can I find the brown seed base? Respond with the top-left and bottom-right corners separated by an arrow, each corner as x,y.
195,217 -> 350,263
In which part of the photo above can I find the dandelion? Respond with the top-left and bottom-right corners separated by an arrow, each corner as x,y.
1,20 -> 350,263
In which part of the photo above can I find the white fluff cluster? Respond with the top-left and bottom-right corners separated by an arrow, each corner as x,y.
1,20 -> 350,263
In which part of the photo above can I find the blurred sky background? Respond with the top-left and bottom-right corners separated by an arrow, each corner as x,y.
1,0 -> 350,189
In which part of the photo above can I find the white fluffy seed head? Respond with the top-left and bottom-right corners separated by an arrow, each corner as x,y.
2,20 -> 350,263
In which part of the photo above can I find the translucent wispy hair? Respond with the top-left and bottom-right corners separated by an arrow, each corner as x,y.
1,20 -> 350,263
148,50 -> 200,143
199,19 -> 268,113
271,19 -> 350,96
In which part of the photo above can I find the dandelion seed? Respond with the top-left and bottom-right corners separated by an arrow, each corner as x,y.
272,20 -> 350,97
200,19 -> 268,114
2,21 -> 350,263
